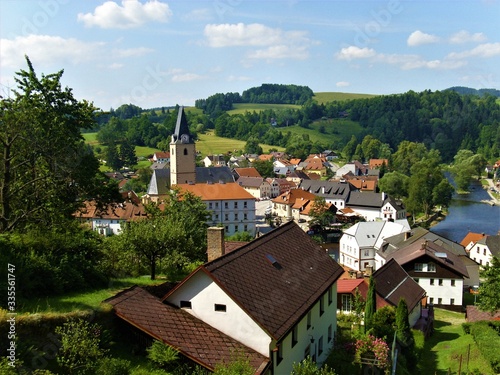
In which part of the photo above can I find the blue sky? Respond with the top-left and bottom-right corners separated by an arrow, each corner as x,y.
1,0 -> 499,110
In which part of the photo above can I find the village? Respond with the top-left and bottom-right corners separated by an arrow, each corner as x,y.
72,107 -> 500,375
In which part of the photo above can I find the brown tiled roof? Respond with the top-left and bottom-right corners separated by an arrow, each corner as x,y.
272,189 -> 317,207
75,200 -> 147,221
225,241 -> 249,253
369,159 -> 388,169
234,167 -> 262,178
237,176 -> 265,188
372,259 -> 426,311
460,232 -> 486,248
189,221 -> 344,340
337,279 -> 365,294
466,305 -> 500,322
106,286 -> 269,373
174,182 -> 255,200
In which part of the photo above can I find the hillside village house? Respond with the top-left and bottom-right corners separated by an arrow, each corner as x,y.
460,232 -> 487,253
298,180 -> 355,210
152,151 -> 170,164
271,188 -> 323,223
337,259 -> 426,328
203,154 -> 226,167
339,221 -> 410,272
106,222 -> 344,374
383,240 -> 469,309
468,234 -> 500,266
142,107 -> 255,235
346,191 -> 406,221
236,176 -> 272,199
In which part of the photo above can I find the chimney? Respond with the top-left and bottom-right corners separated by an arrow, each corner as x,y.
207,227 -> 225,262
404,231 -> 411,241
364,265 -> 374,277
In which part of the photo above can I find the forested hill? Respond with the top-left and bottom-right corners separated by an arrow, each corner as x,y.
445,86 -> 500,98
195,83 -> 313,118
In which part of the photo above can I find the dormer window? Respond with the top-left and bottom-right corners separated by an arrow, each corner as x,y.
214,304 -> 226,312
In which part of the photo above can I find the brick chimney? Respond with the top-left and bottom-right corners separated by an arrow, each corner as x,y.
207,227 -> 225,262
364,265 -> 374,276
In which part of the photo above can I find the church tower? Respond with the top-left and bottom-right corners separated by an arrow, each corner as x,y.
170,106 -> 196,185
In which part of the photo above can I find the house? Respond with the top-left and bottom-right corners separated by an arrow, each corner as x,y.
286,170 -> 310,185
153,151 -> 170,164
76,198 -> 147,235
237,176 -> 272,199
337,260 -> 426,328
302,157 -> 328,177
341,174 -> 378,192
322,150 -> 339,161
460,232 -> 487,253
266,178 -> 281,198
273,159 -> 295,176
106,222 -> 344,374
271,188 -> 318,222
368,159 -> 388,169
298,180 -> 355,210
233,167 -> 262,179
339,220 -> 410,272
176,182 -> 256,236
335,161 -> 368,178
273,178 -> 296,195
384,240 -> 469,310
203,154 -> 226,167
378,227 -> 479,287
346,191 -> 406,221
468,235 -> 500,267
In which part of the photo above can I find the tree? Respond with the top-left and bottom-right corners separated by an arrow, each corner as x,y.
377,171 -> 409,200
0,57 -> 117,232
342,135 -> 357,161
371,306 -> 396,340
120,140 -> 138,167
243,136 -> 263,155
395,298 -> 416,367
121,190 -> 209,279
291,356 -> 337,374
364,276 -> 376,333
308,197 -> 336,230
478,256 -> 500,313
105,143 -> 123,171
252,159 -> 274,178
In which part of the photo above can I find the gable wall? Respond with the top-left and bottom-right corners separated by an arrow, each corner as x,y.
166,270 -> 271,357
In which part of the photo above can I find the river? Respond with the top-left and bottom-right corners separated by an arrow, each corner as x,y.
431,179 -> 500,243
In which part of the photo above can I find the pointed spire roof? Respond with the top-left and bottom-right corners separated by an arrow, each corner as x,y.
172,106 -> 192,144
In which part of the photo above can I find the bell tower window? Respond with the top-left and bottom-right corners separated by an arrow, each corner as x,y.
184,148 -> 188,155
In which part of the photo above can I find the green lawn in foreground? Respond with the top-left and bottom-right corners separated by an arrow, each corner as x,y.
17,277 -> 165,314
419,308 -> 494,375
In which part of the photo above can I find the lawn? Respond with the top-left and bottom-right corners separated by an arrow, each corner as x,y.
419,308 -> 494,375
227,102 -> 301,115
313,92 -> 377,104
196,131 -> 285,155
17,276 -> 165,314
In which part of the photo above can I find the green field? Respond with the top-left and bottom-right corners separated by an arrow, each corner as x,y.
313,92 -> 377,104
228,102 -> 301,115
196,131 -> 285,155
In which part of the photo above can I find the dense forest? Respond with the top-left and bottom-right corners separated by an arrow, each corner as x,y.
446,86 -> 500,98
194,83 -> 314,118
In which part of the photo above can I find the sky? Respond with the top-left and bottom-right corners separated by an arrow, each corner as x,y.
1,0 -> 499,111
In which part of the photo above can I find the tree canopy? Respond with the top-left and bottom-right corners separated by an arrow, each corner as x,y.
478,256 -> 500,313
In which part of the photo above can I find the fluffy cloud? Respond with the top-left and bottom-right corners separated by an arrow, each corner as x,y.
0,35 -> 104,68
336,46 -> 376,60
171,72 -> 204,82
449,30 -> 486,44
78,0 -> 172,29
204,23 -> 313,60
407,30 -> 440,46
447,43 -> 500,59
336,81 -> 350,88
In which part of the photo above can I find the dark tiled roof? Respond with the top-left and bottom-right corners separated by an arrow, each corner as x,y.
346,191 -> 386,208
466,305 -> 500,322
298,180 -> 353,200
481,235 -> 500,257
372,259 -> 426,311
105,286 -> 269,373
237,176 -> 265,188
199,221 -> 344,340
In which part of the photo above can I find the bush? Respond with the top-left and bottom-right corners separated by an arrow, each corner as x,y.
470,321 -> 500,372
146,340 -> 179,370
371,306 -> 396,340
96,357 -> 131,375
462,322 -> 471,334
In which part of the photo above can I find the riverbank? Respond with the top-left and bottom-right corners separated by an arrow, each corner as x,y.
482,178 -> 500,205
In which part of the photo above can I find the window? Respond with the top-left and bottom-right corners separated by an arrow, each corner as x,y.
214,304 -> 226,312
428,263 -> 436,272
477,247 -> 480,253
430,279 -> 435,286
328,286 -> 333,305
224,214 -> 229,221
307,311 -> 311,330
244,201 -> 248,208
180,301 -> 192,309
429,297 -> 434,304
292,326 -> 298,347
451,280 -> 455,287
450,298 -> 455,305
364,249 -> 370,256
328,325 -> 333,343
276,344 -> 283,365
244,225 -> 248,232
215,202 -> 219,208
438,298 -> 442,304
318,336 -> 324,356
319,295 -> 324,316
209,202 -> 213,209
438,279 -> 443,286
414,263 -> 423,272
483,248 -> 486,255
234,202 -> 238,209
183,148 -> 188,155
224,202 -> 228,209
234,213 -> 238,221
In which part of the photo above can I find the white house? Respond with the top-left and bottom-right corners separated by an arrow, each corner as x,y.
469,235 -> 500,267
107,222 -> 345,374
346,191 -> 406,222
237,176 -> 272,199
339,220 -> 410,271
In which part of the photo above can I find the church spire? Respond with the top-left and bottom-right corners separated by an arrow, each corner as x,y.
172,106 -> 191,144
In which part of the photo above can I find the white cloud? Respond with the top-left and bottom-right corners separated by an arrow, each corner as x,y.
407,30 -> 440,46
336,81 -> 350,88
447,42 -> 500,59
336,46 -> 376,60
204,23 -> 313,61
113,47 -> 154,58
171,73 -> 204,82
449,30 -> 487,44
78,0 -> 172,29
0,35 -> 104,68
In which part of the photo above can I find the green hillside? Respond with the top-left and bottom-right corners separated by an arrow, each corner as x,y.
196,131 -> 285,155
313,92 -> 377,104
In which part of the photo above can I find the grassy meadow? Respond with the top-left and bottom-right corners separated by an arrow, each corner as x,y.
196,130 -> 285,155
228,102 -> 301,115
313,91 -> 377,104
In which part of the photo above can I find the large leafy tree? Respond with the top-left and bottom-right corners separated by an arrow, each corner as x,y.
478,256 -> 500,313
121,189 -> 209,279
308,197 -> 336,230
0,57 -> 118,232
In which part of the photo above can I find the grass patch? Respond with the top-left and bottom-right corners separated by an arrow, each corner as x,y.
419,308 -> 494,375
313,92 -> 377,104
227,102 -> 301,115
17,276 -> 165,314
197,131 -> 285,155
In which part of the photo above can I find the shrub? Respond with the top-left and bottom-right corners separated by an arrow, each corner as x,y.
470,321 -> 500,372
371,306 -> 396,339
354,334 -> 390,370
95,357 -> 132,375
462,322 -> 471,334
291,356 -> 337,374
146,340 -> 179,370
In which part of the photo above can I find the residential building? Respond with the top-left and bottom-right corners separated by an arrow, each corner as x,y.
107,222 -> 344,374
469,235 -> 500,267
298,180 -> 355,210
203,154 -> 226,167
368,159 -> 388,169
271,188 -> 318,222
346,191 -> 406,221
339,220 -> 410,271
237,176 -> 271,199
384,240 -> 469,309
233,167 -> 262,179
152,151 -> 170,164
460,232 -> 487,253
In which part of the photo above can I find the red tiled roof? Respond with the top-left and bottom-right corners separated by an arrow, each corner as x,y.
337,279 -> 365,294
168,221 -> 344,341
174,182 -> 255,200
106,286 -> 269,373
234,167 -> 262,178
76,200 -> 147,221
460,232 -> 486,248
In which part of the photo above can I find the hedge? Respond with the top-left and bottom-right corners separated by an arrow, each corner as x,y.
469,321 -> 500,372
